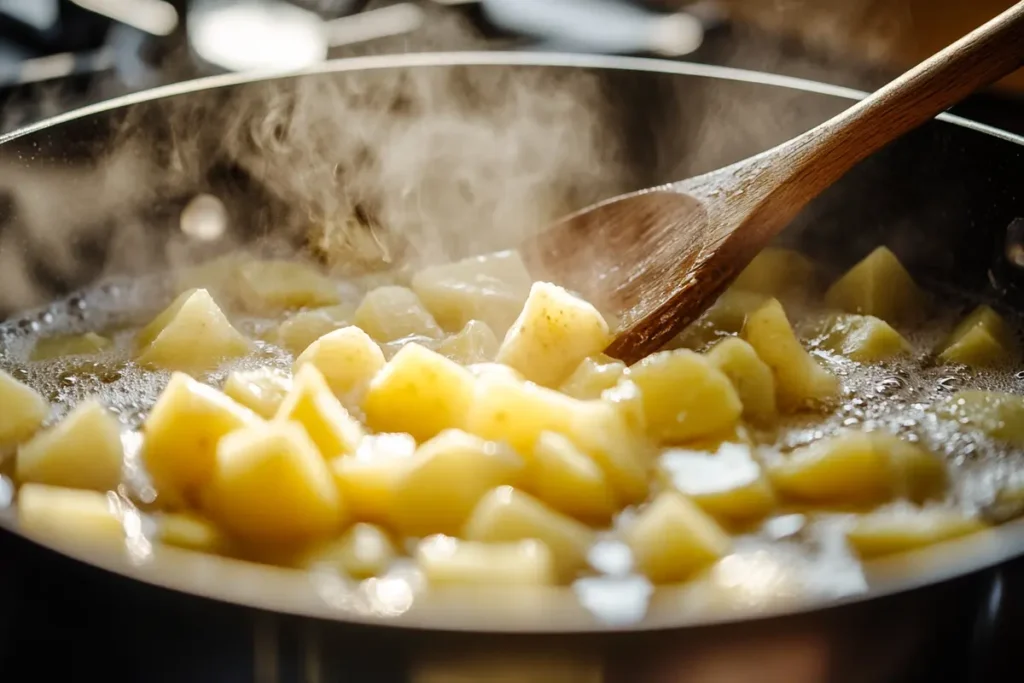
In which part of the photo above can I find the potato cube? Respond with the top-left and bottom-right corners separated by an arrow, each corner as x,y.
768,432 -> 888,505
463,487 -> 593,579
142,372 -> 261,506
136,288 -> 195,350
274,364 -> 363,459
496,282 -> 612,387
0,368 -> 49,448
629,349 -> 742,442
156,512 -> 228,553
625,491 -> 731,583
825,246 -> 924,324
416,535 -> 556,585
236,259 -> 341,313
268,304 -> 355,355
705,337 -> 777,424
846,508 -> 985,558
363,343 -> 475,441
16,398 -> 123,492
354,286 -> 443,343
673,289 -> 767,350
732,247 -> 816,299
870,433 -> 948,503
742,299 -> 839,410
392,430 -> 525,537
559,354 -> 627,400
437,320 -> 499,365
935,390 -> 1024,447
937,305 -> 1016,367
137,288 -> 250,373
30,332 -> 112,361
205,420 -> 344,544
224,368 -> 291,418
530,431 -> 617,522
17,484 -> 124,546
465,373 -> 578,453
566,400 -> 651,504
299,523 -> 397,578
819,314 -> 911,362
294,326 -> 385,407
658,443 -> 776,522
331,433 -> 416,526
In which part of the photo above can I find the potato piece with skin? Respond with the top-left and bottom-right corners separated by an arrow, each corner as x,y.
299,523 -> 397,578
659,443 -> 776,523
269,304 -> 355,355
156,512 -> 229,554
224,368 -> 292,419
463,486 -> 594,580
825,246 -> 924,324
205,420 -> 344,544
437,320 -> 499,365
364,343 -> 475,441
16,399 -> 123,492
236,259 -> 341,314
17,484 -> 124,546
30,332 -> 111,360
819,314 -> 911,363
559,354 -> 627,400
625,491 -> 732,584
331,433 -> 417,526
705,337 -> 777,424
937,305 -> 1017,368
732,247 -> 816,300
0,368 -> 49,448
935,390 -> 1024,447
743,298 -> 839,411
294,326 -> 385,407
530,431 -> 618,522
274,364 -> 363,459
416,535 -> 556,586
496,282 -> 612,388
354,286 -> 443,343
846,508 -> 986,559
629,349 -> 742,443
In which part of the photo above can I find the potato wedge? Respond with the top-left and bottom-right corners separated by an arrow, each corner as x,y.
354,286 -> 443,343
224,368 -> 292,419
274,364 -> 363,459
416,535 -> 556,586
137,288 -> 250,373
0,368 -> 49,448
825,246 -> 924,324
294,326 -> 385,407
937,305 -> 1017,367
705,337 -> 777,424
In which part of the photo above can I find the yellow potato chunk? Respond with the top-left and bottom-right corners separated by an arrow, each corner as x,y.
530,431 -> 617,522
268,304 -> 355,355
416,535 -> 556,586
935,390 -> 1024,447
156,512 -> 228,553
937,305 -> 1017,367
846,508 -> 986,559
363,343 -> 475,441
205,420 -> 343,544
496,282 -> 612,387
354,286 -> 443,343
732,247 -> 816,300
236,259 -> 341,313
659,443 -> 776,522
410,249 -> 533,337
673,289 -> 767,350
437,320 -> 499,365
142,372 -> 261,506
463,487 -> 593,580
559,354 -> 627,400
467,362 -> 524,382
392,429 -> 525,537
137,288 -> 250,373
870,432 -> 949,503
224,368 -> 291,418
331,433 -> 417,526
300,523 -> 397,578
16,399 -> 122,492
566,399 -> 651,504
0,368 -> 49,448
742,298 -> 839,410
819,314 -> 911,362
625,491 -> 731,583
17,484 -> 124,546
629,349 -> 742,443
274,364 -> 363,459
294,326 -> 385,407
30,332 -> 112,360
825,246 -> 924,324
705,337 -> 777,424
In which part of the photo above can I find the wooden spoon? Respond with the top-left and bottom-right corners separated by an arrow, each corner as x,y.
521,1 -> 1024,365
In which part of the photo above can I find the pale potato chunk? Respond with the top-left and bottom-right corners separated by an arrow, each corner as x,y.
742,298 -> 839,410
363,343 -> 475,441
379,334 -> 442,360
935,390 -> 1024,447
410,249 -> 533,337
392,429 -> 525,537
274,364 -> 363,459
331,433 -> 417,526
437,320 -> 499,365
205,420 -> 343,544
173,253 -> 251,307
30,332 -> 111,360
354,286 -> 443,343
142,372 -> 261,506
268,304 -> 355,355
17,484 -> 124,546
732,247 -> 816,300
673,289 -> 767,350
0,368 -> 49,448
137,288 -> 250,373
566,400 -> 651,504
496,282 -> 612,387
819,314 -> 911,362
294,326 -> 384,407
136,288 -> 194,350
629,349 -> 742,442
300,523 -> 397,578
530,431 -> 617,522
870,432 -> 948,503
463,487 -> 594,580
156,512 -> 228,553
236,259 -> 341,313
846,508 -> 985,558
224,368 -> 292,418
937,305 -> 1017,367
825,246 -> 924,324
705,337 -> 777,424
416,535 -> 556,586
16,399 -> 122,492
625,491 -> 731,583
659,443 -> 776,522
559,354 -> 627,400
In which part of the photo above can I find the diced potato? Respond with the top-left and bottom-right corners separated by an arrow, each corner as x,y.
825,246 -> 924,324
236,259 -> 341,313
173,253 -> 251,306
379,334 -> 442,361
559,354 -> 627,400
530,431 -> 617,522
16,398 -> 122,492
137,288 -> 250,373
274,364 -> 363,459
673,289 -> 767,350
742,299 -> 839,410
496,282 -> 612,387
354,286 -> 443,343
416,535 -> 556,586
224,368 -> 291,418
846,508 -> 986,558
156,512 -> 228,553
294,326 -> 385,407
392,430 -> 525,537
410,249 -> 533,337
363,343 -> 475,441
566,400 -> 651,504
732,247 -> 816,300
937,305 -> 1017,367
142,372 -> 261,507
705,337 -> 777,424
870,432 -> 948,503
331,433 -> 417,526
17,484 -> 124,546
136,288 -> 194,350
300,523 -> 397,578
0,368 -> 49,448
600,378 -> 647,433
659,443 -> 776,522
30,332 -> 112,360
437,320 -> 499,365
819,314 -> 911,362
205,420 -> 344,544
624,491 -> 731,583
268,304 -> 355,355
935,390 -> 1024,447
629,349 -> 742,442
463,487 -> 594,580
